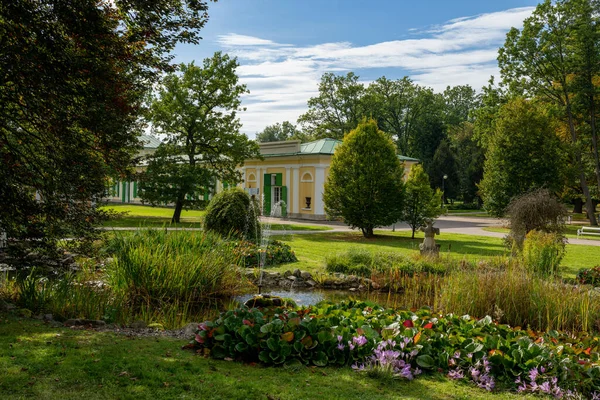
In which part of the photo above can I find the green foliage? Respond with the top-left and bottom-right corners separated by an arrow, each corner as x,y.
256,121 -> 307,143
139,55 -> 261,223
0,0 -> 212,246
325,249 -> 450,278
298,72 -> 365,139
193,301 -> 600,397
104,230 -> 245,327
448,122 -> 485,204
479,98 -> 565,217
522,231 -> 566,277
203,188 -> 260,241
402,164 -> 443,238
498,0 -> 599,226
577,265 -> 600,286
234,240 -> 298,267
441,263 -> 600,334
323,119 -> 405,238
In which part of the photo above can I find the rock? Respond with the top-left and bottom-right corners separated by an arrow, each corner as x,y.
61,253 -> 75,265
1,301 -> 16,312
292,269 -> 302,278
287,275 -> 297,281
183,322 -> 200,337
283,270 -> 292,278
244,295 -> 284,308
48,320 -> 63,328
358,284 -> 366,291
349,288 -> 357,292
371,281 -> 380,290
130,320 -> 147,330
347,275 -> 358,283
300,271 -> 312,280
64,318 -> 106,327
43,314 -> 53,321
306,279 -> 317,287
148,323 -> 165,331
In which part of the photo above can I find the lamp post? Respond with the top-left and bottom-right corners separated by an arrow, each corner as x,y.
442,174 -> 448,206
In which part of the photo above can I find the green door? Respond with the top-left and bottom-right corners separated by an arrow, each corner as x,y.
263,173 -> 271,215
121,182 -> 127,203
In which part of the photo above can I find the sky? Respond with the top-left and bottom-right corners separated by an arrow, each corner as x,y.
172,0 -> 541,138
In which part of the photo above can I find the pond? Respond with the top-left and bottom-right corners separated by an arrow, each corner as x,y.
235,287 -> 437,309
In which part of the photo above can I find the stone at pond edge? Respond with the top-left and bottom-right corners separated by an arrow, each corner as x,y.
183,322 -> 200,337
130,320 -> 147,330
244,294 -> 296,308
292,269 -> 302,278
300,271 -> 312,280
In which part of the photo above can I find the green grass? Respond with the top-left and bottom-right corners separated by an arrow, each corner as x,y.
100,204 -> 331,231
0,312 -> 534,400
101,204 -> 206,228
271,230 -> 600,278
445,210 -> 491,217
483,225 -> 600,241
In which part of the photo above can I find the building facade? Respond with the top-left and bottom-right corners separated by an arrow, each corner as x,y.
240,139 -> 419,220
106,136 -> 419,221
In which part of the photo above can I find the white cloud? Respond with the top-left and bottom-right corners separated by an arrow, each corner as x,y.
216,6 -> 535,137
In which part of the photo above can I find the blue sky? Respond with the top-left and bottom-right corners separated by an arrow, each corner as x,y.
172,1 -> 541,137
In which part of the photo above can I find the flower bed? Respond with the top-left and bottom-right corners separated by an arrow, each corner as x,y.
189,301 -> 600,398
577,265 -> 600,286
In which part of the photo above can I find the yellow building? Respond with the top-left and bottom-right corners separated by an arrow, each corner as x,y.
106,136 -> 419,220
239,139 -> 419,221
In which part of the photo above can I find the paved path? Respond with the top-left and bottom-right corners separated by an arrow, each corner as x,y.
102,215 -> 600,246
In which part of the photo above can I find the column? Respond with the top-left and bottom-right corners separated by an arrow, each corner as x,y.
285,167 -> 291,211
292,167 -> 299,214
314,166 -> 326,216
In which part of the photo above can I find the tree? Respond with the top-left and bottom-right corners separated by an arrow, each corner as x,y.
448,122 -> 485,204
323,119 -> 405,238
442,85 -> 479,127
138,55 -> 260,223
0,0 -> 212,246
402,164 -> 443,239
498,0 -> 598,225
298,72 -> 365,139
256,121 -> 302,142
479,99 -> 565,216
429,139 -> 459,203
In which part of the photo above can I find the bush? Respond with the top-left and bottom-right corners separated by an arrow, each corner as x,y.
522,230 -> 565,277
577,266 -> 600,286
203,188 -> 261,241
234,239 -> 298,267
506,188 -> 567,249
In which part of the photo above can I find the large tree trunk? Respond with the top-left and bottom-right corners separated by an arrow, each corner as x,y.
573,197 -> 583,214
172,198 -> 184,223
361,226 -> 374,238
411,225 -> 416,239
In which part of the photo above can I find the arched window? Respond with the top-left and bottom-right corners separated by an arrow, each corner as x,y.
247,173 -> 256,182
301,172 -> 313,182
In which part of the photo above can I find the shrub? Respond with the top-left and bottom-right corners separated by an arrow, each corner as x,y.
203,188 -> 261,241
506,188 -> 567,249
234,239 -> 298,267
577,266 -> 600,286
522,230 -> 565,277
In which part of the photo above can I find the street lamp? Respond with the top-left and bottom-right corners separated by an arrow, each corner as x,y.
442,174 -> 448,206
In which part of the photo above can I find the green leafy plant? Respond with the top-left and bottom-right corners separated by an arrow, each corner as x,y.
577,266 -> 600,286
522,230 -> 566,277
234,240 -> 298,267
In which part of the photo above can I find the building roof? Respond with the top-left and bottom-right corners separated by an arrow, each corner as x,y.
258,138 -> 419,162
300,138 -> 341,155
139,134 -> 162,149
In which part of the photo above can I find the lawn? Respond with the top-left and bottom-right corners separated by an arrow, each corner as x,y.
100,204 -> 331,231
270,230 -> 600,277
0,312 -> 534,400
483,225 -> 600,241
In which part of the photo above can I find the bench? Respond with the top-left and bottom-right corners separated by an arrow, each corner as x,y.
577,226 -> 600,237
